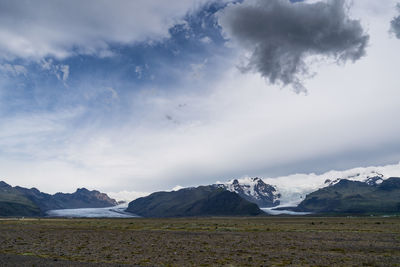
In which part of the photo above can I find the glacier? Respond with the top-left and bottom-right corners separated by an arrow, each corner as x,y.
47,203 -> 138,218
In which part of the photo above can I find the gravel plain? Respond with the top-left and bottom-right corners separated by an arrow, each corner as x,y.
0,217 -> 399,266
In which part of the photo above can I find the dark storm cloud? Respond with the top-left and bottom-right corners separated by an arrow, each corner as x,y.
391,3 -> 400,39
218,0 -> 369,92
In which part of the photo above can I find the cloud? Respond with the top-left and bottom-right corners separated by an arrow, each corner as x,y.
218,0 -> 369,92
107,190 -> 150,202
60,65 -> 69,82
0,0 -> 211,60
2,38 -> 400,194
0,63 -> 27,76
40,59 -> 70,83
200,36 -> 212,44
391,3 -> 400,38
1,0 -> 400,195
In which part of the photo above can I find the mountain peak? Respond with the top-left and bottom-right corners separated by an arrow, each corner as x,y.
324,171 -> 386,187
76,188 -> 91,193
0,181 -> 11,188
379,177 -> 400,191
216,177 -> 280,208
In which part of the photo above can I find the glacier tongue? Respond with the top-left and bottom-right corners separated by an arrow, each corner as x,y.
47,203 -> 138,218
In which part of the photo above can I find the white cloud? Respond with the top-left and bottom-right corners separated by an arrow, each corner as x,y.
60,65 -> 69,82
107,190 -> 150,202
200,36 -> 212,44
0,0 -> 212,60
0,63 -> 27,76
39,59 -> 70,82
0,108 -> 84,158
40,59 -> 52,70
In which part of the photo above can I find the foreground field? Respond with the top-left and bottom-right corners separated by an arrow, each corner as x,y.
0,217 -> 399,266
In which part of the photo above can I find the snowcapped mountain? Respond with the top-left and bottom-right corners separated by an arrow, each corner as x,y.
215,177 -> 281,208
213,162 -> 400,209
324,171 -> 384,187
262,162 -> 400,207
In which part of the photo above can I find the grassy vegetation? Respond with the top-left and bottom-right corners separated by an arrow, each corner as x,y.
0,217 -> 400,266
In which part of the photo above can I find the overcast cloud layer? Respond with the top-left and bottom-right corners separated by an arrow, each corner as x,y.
1,0 -> 400,197
218,0 -> 369,92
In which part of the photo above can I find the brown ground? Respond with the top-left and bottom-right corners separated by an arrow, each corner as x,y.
0,217 -> 399,266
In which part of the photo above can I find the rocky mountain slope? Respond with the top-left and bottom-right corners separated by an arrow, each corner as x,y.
126,186 -> 262,217
215,177 -> 280,207
295,177 -> 400,214
0,181 -> 41,216
0,181 -> 118,216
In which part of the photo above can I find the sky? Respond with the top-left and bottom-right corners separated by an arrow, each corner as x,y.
1,0 -> 400,199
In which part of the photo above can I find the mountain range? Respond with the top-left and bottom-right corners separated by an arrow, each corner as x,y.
125,173 -> 400,216
2,164 -> 400,217
0,181 -> 117,217
221,173 -> 400,215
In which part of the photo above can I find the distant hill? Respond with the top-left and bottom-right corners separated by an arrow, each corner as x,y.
295,177 -> 400,214
126,186 -> 263,217
0,181 -> 118,217
215,177 -> 280,207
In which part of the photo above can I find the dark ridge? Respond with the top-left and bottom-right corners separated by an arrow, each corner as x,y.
296,177 -> 400,214
126,185 -> 263,217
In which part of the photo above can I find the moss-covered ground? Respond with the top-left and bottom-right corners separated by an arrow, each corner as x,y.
0,217 -> 399,266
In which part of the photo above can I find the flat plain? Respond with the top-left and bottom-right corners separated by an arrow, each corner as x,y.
0,217 -> 399,266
